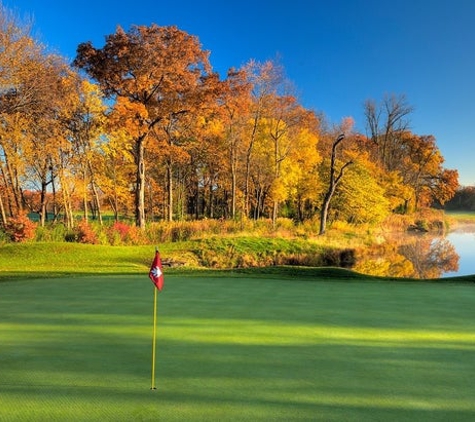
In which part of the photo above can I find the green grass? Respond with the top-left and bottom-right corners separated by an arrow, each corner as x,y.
0,238 -> 353,276
0,242 -> 198,278
1,273 -> 475,421
445,211 -> 475,224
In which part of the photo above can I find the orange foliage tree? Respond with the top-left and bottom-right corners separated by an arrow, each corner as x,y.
74,24 -> 212,227
0,2 -> 462,230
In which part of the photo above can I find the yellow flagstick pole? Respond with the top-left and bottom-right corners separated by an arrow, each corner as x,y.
151,286 -> 158,390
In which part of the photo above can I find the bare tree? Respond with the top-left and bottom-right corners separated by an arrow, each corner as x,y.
364,93 -> 413,171
319,134 -> 353,235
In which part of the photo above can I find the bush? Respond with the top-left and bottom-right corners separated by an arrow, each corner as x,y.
107,221 -> 143,245
0,228 -> 9,244
108,221 -> 130,245
74,220 -> 98,244
4,214 -> 37,242
171,223 -> 194,242
35,223 -> 69,242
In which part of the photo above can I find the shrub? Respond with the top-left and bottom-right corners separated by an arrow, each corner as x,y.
108,221 -> 130,245
0,228 -> 9,244
145,222 -> 169,244
74,219 -> 98,244
171,223 -> 194,242
65,231 -> 78,242
107,221 -> 145,245
34,223 -> 69,242
4,213 -> 37,242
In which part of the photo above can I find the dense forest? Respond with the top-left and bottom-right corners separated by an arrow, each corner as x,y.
0,6 -> 462,233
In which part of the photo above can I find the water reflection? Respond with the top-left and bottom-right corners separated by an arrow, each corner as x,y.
442,229 -> 475,278
354,233 -> 460,279
399,237 -> 458,278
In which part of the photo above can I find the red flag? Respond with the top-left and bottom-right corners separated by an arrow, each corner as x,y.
149,250 -> 164,291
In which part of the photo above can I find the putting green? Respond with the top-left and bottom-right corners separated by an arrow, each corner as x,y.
1,274 -> 475,421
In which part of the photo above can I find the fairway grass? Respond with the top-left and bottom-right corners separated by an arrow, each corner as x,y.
1,274 -> 475,421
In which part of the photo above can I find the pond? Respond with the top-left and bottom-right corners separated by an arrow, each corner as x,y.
353,223 -> 475,279
441,226 -> 475,278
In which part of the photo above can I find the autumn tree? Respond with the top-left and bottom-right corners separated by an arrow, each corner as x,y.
364,93 -> 413,171
99,128 -> 135,221
0,7 -> 36,224
265,95 -> 307,226
333,152 -> 390,224
241,59 -> 284,218
433,169 -> 459,207
188,113 -> 228,218
248,121 -> 274,218
0,6 -> 71,226
364,95 -> 458,212
318,133 -> 353,234
399,133 -> 458,209
281,110 -> 321,222
58,72 -> 107,224
74,24 -> 211,227
218,68 -> 252,218
162,72 -> 226,220
318,118 -> 357,235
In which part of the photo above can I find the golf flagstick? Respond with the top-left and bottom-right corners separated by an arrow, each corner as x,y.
148,248 -> 164,390
151,286 -> 158,390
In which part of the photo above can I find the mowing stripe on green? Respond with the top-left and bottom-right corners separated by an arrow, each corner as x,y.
1,275 -> 475,421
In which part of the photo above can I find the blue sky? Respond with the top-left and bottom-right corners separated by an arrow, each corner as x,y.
4,0 -> 475,185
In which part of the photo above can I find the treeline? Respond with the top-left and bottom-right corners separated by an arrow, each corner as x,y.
0,6 -> 459,230
445,186 -> 475,211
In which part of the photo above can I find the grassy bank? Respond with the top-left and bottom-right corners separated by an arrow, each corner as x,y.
1,210 -> 474,279
1,273 -> 475,421
0,242 -> 195,278
0,237 -> 357,278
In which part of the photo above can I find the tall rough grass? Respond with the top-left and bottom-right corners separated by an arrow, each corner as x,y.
2,210 -> 450,247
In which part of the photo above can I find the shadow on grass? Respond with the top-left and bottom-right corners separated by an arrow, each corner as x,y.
1,274 -> 475,420
2,337 -> 475,421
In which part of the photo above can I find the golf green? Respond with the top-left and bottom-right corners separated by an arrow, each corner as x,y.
1,274 -> 475,421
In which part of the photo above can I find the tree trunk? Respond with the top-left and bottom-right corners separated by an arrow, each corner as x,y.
88,160 -> 103,225
0,191 -> 7,226
90,180 -> 103,225
134,136 -> 146,228
166,160 -> 173,222
39,179 -> 48,227
230,146 -> 237,219
244,115 -> 259,218
109,165 -> 119,222
319,134 -> 352,235
82,171 -> 88,222
5,159 -> 22,215
319,192 -> 333,235
272,201 -> 278,227
59,171 -> 74,229
51,169 -> 59,223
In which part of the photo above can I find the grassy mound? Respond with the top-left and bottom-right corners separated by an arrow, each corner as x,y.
0,238 -> 357,277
